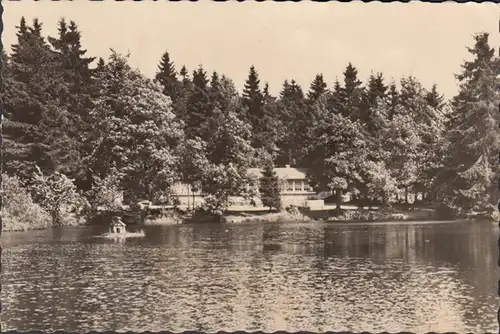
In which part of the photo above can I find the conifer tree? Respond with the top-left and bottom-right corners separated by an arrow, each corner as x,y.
437,33 -> 499,216
210,71 -> 220,89
155,51 -> 179,102
339,63 -> 365,120
425,83 -> 445,110
387,81 -> 399,120
184,65 -> 211,140
259,162 -> 282,211
95,57 -> 106,73
307,74 -> 328,102
179,65 -> 189,84
366,72 -> 388,107
263,82 -> 271,99
242,66 -> 265,148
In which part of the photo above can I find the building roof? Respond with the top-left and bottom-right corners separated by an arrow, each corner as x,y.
247,166 -> 309,180
111,219 -> 126,226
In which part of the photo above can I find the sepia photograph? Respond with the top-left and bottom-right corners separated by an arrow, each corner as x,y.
1,1 -> 499,333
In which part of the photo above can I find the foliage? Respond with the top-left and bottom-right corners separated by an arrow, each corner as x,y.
2,173 -> 52,232
436,33 -> 499,215
29,166 -> 88,225
259,163 -> 282,211
87,51 -> 184,203
4,17 -> 497,222
86,170 -> 123,211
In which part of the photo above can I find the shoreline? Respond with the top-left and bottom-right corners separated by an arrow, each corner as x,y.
3,206 -> 494,233
1,214 -> 488,234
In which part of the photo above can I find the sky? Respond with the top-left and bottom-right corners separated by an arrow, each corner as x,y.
3,1 -> 500,99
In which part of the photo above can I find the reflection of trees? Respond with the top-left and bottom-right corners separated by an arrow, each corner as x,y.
3,221 -> 497,332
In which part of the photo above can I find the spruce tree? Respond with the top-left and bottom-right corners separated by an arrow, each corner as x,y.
259,162 -> 282,211
307,73 -> 328,102
184,65 -> 211,140
437,33 -> 499,216
263,82 -> 271,99
155,51 -> 179,101
179,65 -> 189,84
95,57 -> 106,73
276,79 -> 306,166
387,81 -> 399,120
242,65 -> 265,148
366,72 -> 388,107
339,63 -> 365,120
425,83 -> 445,110
210,71 -> 220,89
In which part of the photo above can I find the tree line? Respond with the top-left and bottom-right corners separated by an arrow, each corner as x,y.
2,17 -> 499,224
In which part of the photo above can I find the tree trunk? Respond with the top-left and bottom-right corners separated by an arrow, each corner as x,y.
335,189 -> 342,211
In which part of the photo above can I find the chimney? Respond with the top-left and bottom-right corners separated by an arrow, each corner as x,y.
285,164 -> 290,168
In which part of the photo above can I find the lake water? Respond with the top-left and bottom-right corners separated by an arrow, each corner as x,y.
1,220 -> 499,332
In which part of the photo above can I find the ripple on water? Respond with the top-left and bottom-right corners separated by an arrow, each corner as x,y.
1,221 -> 498,332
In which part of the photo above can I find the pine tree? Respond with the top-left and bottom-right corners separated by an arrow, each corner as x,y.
339,63 -> 365,120
275,79 -> 306,166
437,33 -> 499,216
425,83 -> 444,110
259,162 -> 282,211
4,19 -> 74,177
307,73 -> 328,102
179,65 -> 189,84
48,19 -> 95,92
155,51 -> 179,101
263,82 -> 271,99
242,66 -> 265,148
366,72 -> 388,107
210,71 -> 220,89
387,81 -> 399,120
184,65 -> 211,140
95,57 -> 106,73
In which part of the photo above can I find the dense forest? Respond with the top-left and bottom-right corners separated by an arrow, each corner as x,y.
2,17 -> 499,230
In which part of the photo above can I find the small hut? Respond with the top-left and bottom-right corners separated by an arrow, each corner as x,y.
110,216 -> 127,234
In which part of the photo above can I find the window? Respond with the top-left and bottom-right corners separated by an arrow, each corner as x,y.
294,180 -> 304,192
286,180 -> 294,192
280,181 -> 287,192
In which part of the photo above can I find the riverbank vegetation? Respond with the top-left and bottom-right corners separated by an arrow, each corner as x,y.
2,17 -> 499,231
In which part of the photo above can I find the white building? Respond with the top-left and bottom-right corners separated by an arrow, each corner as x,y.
171,165 -> 319,209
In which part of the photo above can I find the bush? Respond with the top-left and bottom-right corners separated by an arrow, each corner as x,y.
29,167 -> 88,226
2,174 -> 52,232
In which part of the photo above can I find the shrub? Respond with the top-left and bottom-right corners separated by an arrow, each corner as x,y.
29,167 -> 88,226
2,174 -> 52,231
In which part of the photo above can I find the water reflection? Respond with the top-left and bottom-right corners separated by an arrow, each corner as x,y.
1,220 -> 498,332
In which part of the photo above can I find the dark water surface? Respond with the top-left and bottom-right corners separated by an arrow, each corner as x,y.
1,220 -> 498,332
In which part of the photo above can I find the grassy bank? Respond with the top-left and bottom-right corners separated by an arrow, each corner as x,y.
221,206 -> 441,224
223,210 -> 310,224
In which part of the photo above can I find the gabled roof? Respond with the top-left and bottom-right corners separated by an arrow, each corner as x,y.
111,220 -> 126,226
248,166 -> 308,180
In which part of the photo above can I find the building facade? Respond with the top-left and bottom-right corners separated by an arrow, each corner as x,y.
171,165 -> 318,209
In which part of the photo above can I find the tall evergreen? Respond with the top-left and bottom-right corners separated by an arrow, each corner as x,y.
366,72 -> 388,107
242,66 -> 265,148
307,74 -> 328,102
339,63 -> 365,120
259,162 -> 282,211
425,83 -> 445,110
437,33 -> 499,216
386,81 -> 399,120
155,51 -> 179,102
184,65 -> 211,140
276,79 -> 306,166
